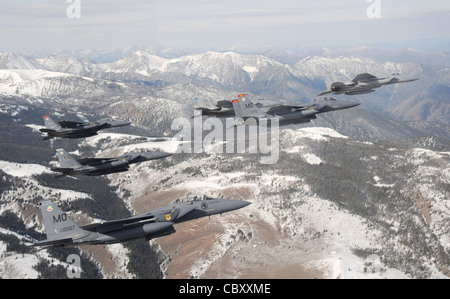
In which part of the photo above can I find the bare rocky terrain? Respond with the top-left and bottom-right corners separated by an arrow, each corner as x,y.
0,48 -> 449,279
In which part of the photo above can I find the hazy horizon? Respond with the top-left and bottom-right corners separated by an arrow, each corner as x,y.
1,1 -> 450,53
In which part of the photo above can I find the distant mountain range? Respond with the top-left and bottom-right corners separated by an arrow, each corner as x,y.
1,47 -> 449,139
0,47 -> 449,279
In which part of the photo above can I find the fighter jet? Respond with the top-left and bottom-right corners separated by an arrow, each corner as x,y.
32,195 -> 250,247
318,73 -> 419,96
50,148 -> 172,178
193,94 -> 281,118
231,94 -> 359,126
39,115 -> 131,140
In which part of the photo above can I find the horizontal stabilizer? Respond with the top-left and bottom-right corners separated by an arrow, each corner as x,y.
32,238 -> 73,248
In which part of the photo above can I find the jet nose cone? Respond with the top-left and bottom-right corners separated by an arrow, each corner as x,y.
235,200 -> 251,209
241,200 -> 251,208
142,151 -> 173,161
157,151 -> 173,159
223,199 -> 251,212
110,120 -> 132,127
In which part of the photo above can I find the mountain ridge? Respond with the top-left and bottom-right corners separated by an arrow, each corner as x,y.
0,46 -> 449,279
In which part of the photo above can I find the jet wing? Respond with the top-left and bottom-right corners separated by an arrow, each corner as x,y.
50,167 -> 74,173
81,214 -> 159,233
58,120 -> 88,128
352,73 -> 377,82
121,152 -> 172,164
345,89 -> 376,95
97,119 -> 132,128
77,158 -> 117,166
50,167 -> 94,177
39,128 -> 57,133
278,117 -> 314,125
265,105 -> 307,116
196,107 -> 221,112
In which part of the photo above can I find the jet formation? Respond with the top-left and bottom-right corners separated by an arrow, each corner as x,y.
39,115 -> 131,140
32,196 -> 250,247
230,94 -> 359,125
194,94 -> 282,118
30,114 -> 251,250
194,93 -> 359,126
50,148 -> 172,178
319,73 -> 419,96
29,71 -> 417,250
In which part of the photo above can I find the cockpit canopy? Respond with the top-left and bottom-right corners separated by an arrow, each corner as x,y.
313,97 -> 338,102
173,194 -> 214,203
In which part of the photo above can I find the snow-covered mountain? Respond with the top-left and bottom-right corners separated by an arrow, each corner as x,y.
263,46 -> 450,67
293,56 -> 421,82
0,52 -> 36,70
0,47 -> 449,279
96,51 -> 167,76
32,50 -> 315,98
0,68 -> 427,140
1,125 -> 448,279
3,48 -> 449,139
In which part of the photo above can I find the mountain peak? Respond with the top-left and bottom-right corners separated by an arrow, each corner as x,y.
0,52 -> 36,70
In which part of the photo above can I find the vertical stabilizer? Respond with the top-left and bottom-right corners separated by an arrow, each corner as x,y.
55,148 -> 82,168
39,200 -> 84,240
43,116 -> 61,131
231,94 -> 265,118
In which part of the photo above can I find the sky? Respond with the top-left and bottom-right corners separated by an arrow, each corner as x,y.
1,0 -> 450,53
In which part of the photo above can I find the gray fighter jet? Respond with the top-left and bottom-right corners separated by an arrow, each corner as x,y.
194,94 -> 281,118
318,73 -> 419,96
39,115 -> 131,140
50,148 -> 172,178
32,195 -> 250,247
231,94 -> 359,126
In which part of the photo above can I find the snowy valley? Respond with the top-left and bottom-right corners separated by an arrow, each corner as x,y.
0,47 -> 449,279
